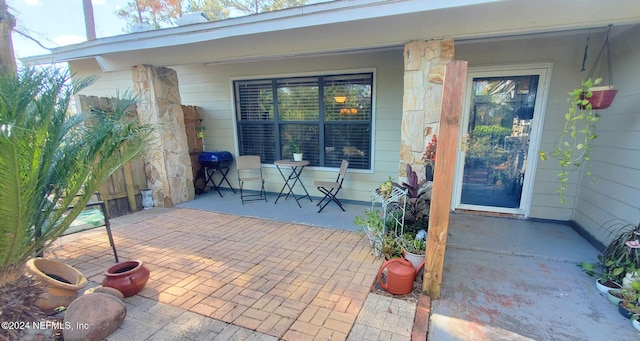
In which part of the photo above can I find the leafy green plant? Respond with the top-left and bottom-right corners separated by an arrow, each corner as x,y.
398,164 -> 430,234
397,233 -> 426,255
380,232 -> 402,260
290,139 -> 301,153
580,221 -> 640,286
539,78 -> 602,205
0,67 -> 152,281
354,208 -> 385,235
620,280 -> 640,314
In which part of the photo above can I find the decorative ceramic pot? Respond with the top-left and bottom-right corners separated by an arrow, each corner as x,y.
607,289 -> 623,306
102,260 -> 150,297
403,250 -> 425,270
618,302 -> 639,320
595,278 -> 620,295
586,86 -> 618,109
141,189 -> 154,209
632,315 -> 640,332
25,258 -> 88,312
293,153 -> 303,162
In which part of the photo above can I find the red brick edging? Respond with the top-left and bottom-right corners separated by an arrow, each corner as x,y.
411,294 -> 431,341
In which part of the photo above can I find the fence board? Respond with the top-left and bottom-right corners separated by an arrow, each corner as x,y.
77,94 -> 147,217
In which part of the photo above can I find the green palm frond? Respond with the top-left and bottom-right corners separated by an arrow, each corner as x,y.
0,68 -> 151,279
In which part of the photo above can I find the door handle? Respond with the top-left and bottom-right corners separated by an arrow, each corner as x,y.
461,134 -> 469,152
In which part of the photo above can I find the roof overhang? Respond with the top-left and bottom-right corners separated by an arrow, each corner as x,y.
21,0 -> 640,72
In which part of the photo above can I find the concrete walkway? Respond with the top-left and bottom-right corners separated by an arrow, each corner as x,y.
428,214 -> 640,340
49,208 -> 419,340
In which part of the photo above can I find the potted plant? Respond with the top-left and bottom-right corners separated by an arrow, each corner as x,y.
422,134 -> 437,181
290,139 -> 303,161
617,279 -> 640,319
580,261 -> 622,294
0,67 -> 151,338
399,164 -> 431,235
632,314 -> 640,332
354,208 -> 385,252
538,78 -> 602,205
380,233 -> 402,260
607,288 -> 624,306
581,221 -> 640,293
581,24 -> 617,110
398,232 -> 426,269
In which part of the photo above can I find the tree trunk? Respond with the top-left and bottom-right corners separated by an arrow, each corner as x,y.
83,0 -> 96,41
0,0 -> 17,75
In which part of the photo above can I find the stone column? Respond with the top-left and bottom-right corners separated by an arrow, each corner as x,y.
400,39 -> 454,180
131,65 -> 195,207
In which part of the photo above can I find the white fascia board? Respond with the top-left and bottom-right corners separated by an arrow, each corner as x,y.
20,0 -> 499,64
20,0 -> 640,68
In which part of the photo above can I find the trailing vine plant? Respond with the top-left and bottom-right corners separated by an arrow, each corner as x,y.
538,77 -> 602,205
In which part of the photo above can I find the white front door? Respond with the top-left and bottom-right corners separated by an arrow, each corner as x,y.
452,64 -> 551,217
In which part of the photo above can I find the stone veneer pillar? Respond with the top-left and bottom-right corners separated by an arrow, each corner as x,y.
131,65 -> 194,207
400,39 -> 454,180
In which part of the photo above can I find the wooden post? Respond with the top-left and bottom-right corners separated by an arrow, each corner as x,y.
123,160 -> 137,211
423,60 -> 467,298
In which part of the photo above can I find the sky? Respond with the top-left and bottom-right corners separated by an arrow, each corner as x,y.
9,0 -> 132,60
8,0 -> 334,62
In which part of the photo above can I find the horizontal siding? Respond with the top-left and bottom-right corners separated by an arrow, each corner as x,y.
69,59 -> 134,98
457,32 -> 596,220
173,49 -> 404,202
572,24 -> 640,243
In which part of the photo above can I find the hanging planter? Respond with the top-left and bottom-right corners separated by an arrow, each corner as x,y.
581,25 -> 618,109
583,85 -> 618,109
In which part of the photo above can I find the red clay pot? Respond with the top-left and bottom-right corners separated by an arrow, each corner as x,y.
102,260 -> 150,297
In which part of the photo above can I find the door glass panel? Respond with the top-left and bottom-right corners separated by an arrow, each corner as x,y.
460,75 -> 538,208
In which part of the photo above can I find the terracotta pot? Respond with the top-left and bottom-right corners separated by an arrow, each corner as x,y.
102,260 -> 150,297
25,258 -> 88,312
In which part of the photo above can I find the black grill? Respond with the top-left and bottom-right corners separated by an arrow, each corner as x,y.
198,151 -> 235,197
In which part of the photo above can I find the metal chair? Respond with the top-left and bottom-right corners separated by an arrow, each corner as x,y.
237,155 -> 268,204
315,160 -> 349,213
40,192 -> 119,263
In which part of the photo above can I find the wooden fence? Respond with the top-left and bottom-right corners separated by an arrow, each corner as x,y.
76,95 -> 146,217
77,96 -> 202,217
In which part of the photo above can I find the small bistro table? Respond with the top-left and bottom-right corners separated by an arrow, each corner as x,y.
274,159 -> 313,208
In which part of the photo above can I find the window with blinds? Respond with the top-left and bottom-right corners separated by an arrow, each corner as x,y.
235,73 -> 373,169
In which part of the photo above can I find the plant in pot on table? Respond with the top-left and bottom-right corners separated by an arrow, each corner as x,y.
290,139 -> 303,161
0,68 -> 151,339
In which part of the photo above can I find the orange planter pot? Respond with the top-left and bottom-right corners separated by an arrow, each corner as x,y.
25,258 -> 88,312
102,260 -> 150,297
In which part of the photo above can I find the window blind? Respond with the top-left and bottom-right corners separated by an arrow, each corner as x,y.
235,73 -> 373,169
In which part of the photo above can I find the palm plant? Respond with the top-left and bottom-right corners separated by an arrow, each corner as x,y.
0,67 -> 151,282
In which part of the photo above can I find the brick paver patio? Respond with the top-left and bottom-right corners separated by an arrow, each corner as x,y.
48,208 -> 383,340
